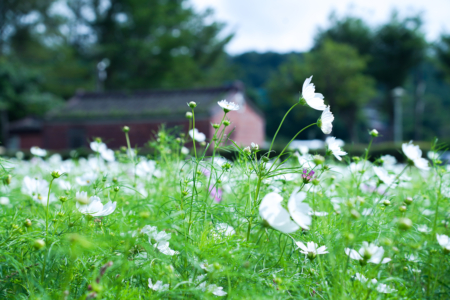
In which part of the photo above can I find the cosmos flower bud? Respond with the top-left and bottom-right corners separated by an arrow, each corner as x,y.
59,196 -> 67,203
352,156 -> 360,162
223,120 -> 231,126
313,155 -> 325,165
312,178 -> 320,186
369,129 -> 379,137
398,217 -> 413,230
114,186 -> 120,192
185,112 -> 193,119
222,162 -> 232,170
95,137 -> 102,143
243,146 -> 251,155
3,174 -> 11,185
350,209 -> 360,219
404,196 -> 413,205
251,142 -> 259,150
33,239 -> 46,250
122,126 -> 130,133
382,200 -> 391,206
24,219 -> 32,227
188,101 -> 197,108
51,170 -> 62,179
261,156 -> 269,163
212,123 -> 220,129
399,205 -> 407,212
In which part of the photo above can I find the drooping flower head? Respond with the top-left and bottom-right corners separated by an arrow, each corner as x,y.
300,76 -> 327,110
218,100 -> 239,113
318,106 -> 334,134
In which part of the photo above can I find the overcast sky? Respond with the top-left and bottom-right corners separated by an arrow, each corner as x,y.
190,0 -> 450,54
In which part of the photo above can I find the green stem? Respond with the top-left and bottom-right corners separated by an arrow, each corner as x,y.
188,108 -> 198,233
268,102 -> 299,154
45,178 -> 55,236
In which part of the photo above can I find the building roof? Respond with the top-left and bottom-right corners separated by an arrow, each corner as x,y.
46,82 -> 256,122
9,116 -> 43,133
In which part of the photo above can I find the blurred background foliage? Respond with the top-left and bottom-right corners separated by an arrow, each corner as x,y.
1,0 -> 450,146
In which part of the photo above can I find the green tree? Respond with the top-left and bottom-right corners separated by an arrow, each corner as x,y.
436,34 -> 450,82
266,40 -> 375,142
63,0 -> 233,90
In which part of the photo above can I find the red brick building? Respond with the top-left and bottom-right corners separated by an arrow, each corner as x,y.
9,83 -> 265,150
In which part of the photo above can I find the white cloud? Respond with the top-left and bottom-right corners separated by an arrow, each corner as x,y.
190,0 -> 450,54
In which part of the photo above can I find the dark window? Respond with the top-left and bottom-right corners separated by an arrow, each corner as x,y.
68,128 -> 86,149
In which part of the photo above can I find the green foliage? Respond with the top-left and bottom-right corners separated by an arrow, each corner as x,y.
436,34 -> 450,82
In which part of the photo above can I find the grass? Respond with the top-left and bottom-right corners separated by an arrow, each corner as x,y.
0,104 -> 450,300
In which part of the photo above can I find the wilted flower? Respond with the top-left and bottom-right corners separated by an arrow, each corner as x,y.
301,76 -> 326,110
148,278 -> 169,291
30,146 -> 47,157
76,196 -> 116,217
243,146 -> 251,155
327,137 -> 347,161
345,242 -> 391,264
259,192 -> 299,233
251,142 -> 259,150
402,141 -> 429,171
318,106 -> 334,134
296,241 -> 328,260
218,100 -> 239,112
189,128 -> 206,142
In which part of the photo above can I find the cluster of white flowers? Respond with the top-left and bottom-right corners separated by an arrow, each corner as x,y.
141,225 -> 179,256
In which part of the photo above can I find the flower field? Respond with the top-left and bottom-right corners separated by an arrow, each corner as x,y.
1,77 -> 450,299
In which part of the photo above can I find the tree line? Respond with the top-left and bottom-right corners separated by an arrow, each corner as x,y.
1,1 -> 450,145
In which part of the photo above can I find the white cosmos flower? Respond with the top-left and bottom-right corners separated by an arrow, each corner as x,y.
402,141 -> 429,170
436,234 -> 450,250
287,188 -> 312,229
319,106 -> 334,134
354,273 -> 368,283
345,242 -> 391,264
0,196 -> 10,205
376,283 -> 397,294
215,223 -> 235,236
427,151 -> 439,160
301,76 -> 326,110
189,128 -> 206,142
90,141 -> 107,153
30,146 -> 47,157
296,241 -> 328,259
198,282 -> 227,296
76,196 -> 116,216
381,154 -> 397,166
218,100 -> 239,111
181,146 -> 190,155
100,148 -> 115,162
327,137 -> 347,161
75,172 -> 97,186
259,192 -> 299,233
141,225 -> 179,256
148,278 -> 169,291
417,224 -> 431,233
373,166 -> 396,186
